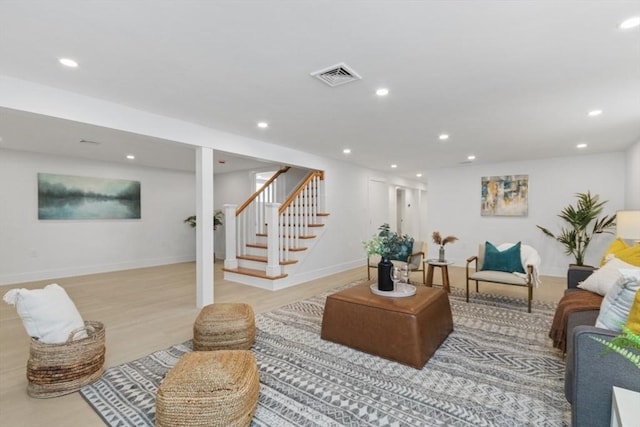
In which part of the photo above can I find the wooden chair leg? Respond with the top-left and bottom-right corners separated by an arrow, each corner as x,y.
475,280 -> 479,293
528,284 -> 533,313
466,278 -> 469,302
367,264 -> 371,280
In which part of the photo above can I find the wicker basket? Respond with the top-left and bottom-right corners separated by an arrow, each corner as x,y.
26,320 -> 106,398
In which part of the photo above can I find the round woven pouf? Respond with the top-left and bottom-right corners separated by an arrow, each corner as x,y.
193,303 -> 255,351
156,350 -> 260,427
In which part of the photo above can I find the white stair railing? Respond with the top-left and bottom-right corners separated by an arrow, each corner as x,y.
273,171 -> 324,263
226,168 -> 325,277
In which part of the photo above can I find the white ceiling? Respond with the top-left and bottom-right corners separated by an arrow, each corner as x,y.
0,1 -> 639,179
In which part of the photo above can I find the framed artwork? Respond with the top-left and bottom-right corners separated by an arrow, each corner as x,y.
481,175 -> 528,217
38,173 -> 141,220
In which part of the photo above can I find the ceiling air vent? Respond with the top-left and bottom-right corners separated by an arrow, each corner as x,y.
79,139 -> 101,145
310,63 -> 362,87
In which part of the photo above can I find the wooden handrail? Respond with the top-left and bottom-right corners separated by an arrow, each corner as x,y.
236,166 -> 290,216
278,171 -> 323,215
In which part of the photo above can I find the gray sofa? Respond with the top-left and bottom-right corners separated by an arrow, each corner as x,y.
564,266 -> 640,427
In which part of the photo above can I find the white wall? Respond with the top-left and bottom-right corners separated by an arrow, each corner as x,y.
626,141 -> 640,209
0,149 -> 196,285
425,151 -> 626,277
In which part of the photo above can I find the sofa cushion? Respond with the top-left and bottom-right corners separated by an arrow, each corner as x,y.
469,270 -> 529,286
601,238 -> 628,265
578,257 -> 638,296
625,289 -> 640,334
595,269 -> 640,332
481,241 -> 525,274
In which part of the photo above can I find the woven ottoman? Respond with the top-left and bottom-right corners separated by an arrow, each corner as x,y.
193,303 -> 255,351
156,350 -> 260,427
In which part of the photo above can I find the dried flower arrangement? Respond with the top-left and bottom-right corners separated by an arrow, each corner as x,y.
432,231 -> 458,248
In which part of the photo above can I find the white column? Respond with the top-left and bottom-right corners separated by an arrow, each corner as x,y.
224,204 -> 238,269
196,147 -> 214,308
265,202 -> 281,277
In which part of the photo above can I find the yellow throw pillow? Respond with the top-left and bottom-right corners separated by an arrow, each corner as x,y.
613,245 -> 640,267
601,238 -> 629,266
625,289 -> 640,335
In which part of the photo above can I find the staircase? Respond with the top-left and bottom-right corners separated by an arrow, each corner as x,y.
223,168 -> 329,290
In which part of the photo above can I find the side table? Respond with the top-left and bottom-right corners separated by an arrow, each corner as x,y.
611,386 -> 640,427
424,259 -> 454,293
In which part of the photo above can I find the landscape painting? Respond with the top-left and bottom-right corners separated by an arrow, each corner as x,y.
38,173 -> 141,220
481,175 -> 528,217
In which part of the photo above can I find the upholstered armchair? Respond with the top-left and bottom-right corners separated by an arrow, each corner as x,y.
466,242 -> 540,312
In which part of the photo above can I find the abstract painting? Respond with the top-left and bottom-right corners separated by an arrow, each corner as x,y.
481,175 -> 528,216
38,173 -> 141,220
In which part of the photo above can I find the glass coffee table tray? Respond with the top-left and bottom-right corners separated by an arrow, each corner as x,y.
370,282 -> 416,298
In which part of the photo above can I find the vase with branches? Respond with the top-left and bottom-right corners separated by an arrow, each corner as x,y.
537,191 -> 616,266
432,231 -> 458,262
363,223 -> 414,291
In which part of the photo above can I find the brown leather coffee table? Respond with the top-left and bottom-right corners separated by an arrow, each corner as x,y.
320,281 -> 453,369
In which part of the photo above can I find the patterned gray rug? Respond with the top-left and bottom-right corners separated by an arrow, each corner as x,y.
81,284 -> 570,426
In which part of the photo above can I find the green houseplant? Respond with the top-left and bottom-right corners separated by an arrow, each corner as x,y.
591,325 -> 640,370
363,224 -> 414,291
537,191 -> 616,266
184,210 -> 224,230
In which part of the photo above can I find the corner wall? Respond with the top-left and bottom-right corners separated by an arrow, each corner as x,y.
0,149 -> 196,285
425,151 -> 626,277
626,141 -> 640,209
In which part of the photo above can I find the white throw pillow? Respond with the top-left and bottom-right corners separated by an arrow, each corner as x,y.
577,257 -> 639,296
3,283 -> 87,344
595,269 -> 640,331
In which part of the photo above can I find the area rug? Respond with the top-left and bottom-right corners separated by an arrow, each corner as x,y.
81,284 -> 570,426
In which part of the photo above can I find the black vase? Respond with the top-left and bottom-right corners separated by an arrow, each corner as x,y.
378,257 -> 394,291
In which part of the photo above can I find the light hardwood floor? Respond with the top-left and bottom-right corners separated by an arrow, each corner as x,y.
0,262 -> 566,426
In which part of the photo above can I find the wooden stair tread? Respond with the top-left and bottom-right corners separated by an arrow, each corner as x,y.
246,243 -> 307,252
256,233 -> 317,239
223,267 -> 287,280
237,255 -> 298,265
280,223 -> 324,227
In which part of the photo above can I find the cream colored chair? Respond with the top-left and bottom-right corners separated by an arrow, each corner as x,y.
466,243 -> 538,313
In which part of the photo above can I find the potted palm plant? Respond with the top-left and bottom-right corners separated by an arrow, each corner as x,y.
183,210 -> 224,230
537,191 -> 616,266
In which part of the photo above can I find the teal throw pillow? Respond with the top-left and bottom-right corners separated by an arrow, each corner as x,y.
481,241 -> 525,274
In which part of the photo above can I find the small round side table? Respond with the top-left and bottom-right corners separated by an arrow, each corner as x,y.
424,259 -> 454,293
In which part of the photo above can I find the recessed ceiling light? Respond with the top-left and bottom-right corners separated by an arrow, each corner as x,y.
619,16 -> 640,30
343,148 -> 351,154
467,155 -> 476,161
438,134 -> 449,140
576,143 -> 588,149
376,88 -> 389,96
416,173 -> 423,178
257,121 -> 268,128
588,109 -> 603,117
126,154 -> 135,160
390,164 -> 397,168
59,58 -> 78,68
